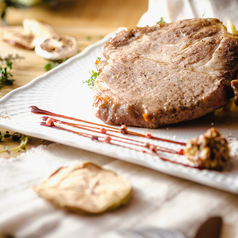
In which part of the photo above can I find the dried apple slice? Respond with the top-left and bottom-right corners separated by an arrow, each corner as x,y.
2,25 -> 34,49
33,162 -> 132,214
2,19 -> 56,49
23,18 -> 57,46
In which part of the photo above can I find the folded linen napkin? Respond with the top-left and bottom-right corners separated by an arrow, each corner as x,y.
138,0 -> 238,27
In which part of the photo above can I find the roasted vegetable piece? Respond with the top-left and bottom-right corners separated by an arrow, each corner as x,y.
184,128 -> 230,170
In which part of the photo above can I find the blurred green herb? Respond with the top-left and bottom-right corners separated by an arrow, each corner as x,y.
0,131 -> 31,153
0,54 -> 23,89
157,17 -> 166,24
83,57 -> 100,89
1,0 -> 56,25
44,59 -> 66,71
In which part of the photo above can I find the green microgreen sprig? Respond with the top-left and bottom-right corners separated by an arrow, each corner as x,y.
83,57 -> 100,88
157,17 -> 166,24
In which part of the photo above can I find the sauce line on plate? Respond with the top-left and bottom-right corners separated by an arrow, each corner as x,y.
30,105 -> 200,169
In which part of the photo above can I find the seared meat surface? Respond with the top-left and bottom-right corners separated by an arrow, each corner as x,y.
92,18 -> 238,128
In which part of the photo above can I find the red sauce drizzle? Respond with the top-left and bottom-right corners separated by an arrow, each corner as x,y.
30,106 -> 200,170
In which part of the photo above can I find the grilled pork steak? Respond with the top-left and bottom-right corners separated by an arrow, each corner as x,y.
92,18 -> 238,128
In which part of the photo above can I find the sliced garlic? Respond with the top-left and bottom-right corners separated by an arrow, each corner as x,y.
35,35 -> 78,60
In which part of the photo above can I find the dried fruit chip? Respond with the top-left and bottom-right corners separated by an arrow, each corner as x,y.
2,19 -> 56,50
33,162 -> 132,214
184,128 -> 230,170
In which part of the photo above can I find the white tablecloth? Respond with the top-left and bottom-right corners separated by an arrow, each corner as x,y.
1,143 -> 238,238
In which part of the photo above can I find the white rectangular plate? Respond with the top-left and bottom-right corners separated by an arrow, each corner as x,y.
1,29 -> 238,193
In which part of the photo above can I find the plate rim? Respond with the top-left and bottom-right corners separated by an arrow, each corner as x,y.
0,27 -> 237,194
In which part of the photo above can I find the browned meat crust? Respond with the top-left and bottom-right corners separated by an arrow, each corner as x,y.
93,18 -> 238,128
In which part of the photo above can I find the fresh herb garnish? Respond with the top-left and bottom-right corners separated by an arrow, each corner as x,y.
84,58 -> 100,88
0,54 -> 23,89
0,131 -> 31,153
44,59 -> 67,71
157,17 -> 166,24
85,69 -> 100,88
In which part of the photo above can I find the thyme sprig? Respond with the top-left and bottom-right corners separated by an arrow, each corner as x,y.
0,54 -> 24,62
0,54 -> 24,89
0,131 -> 31,153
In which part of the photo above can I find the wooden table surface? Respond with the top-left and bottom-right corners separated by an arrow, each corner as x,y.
0,0 -> 147,158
